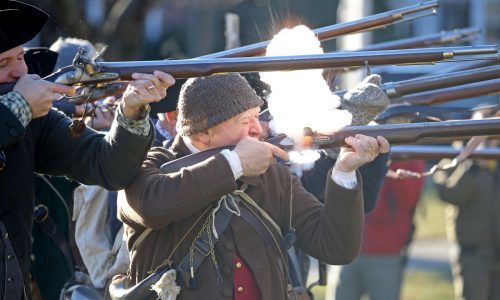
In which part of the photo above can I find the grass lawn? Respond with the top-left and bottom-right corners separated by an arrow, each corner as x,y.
413,181 -> 449,240
401,269 -> 454,300
402,181 -> 454,300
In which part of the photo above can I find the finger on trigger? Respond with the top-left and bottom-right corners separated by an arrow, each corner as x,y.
53,93 -> 63,101
269,143 -> 289,162
51,83 -> 75,96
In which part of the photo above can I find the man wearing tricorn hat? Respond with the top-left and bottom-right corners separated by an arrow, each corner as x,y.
0,1 -> 175,298
119,73 -> 390,299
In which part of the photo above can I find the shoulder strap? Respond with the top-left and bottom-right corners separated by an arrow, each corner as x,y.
175,194 -> 239,288
235,182 -> 296,250
233,183 -> 283,238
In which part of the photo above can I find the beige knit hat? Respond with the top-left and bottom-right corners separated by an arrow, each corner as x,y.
177,74 -> 264,136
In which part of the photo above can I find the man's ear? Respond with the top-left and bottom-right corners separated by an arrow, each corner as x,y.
166,111 -> 178,122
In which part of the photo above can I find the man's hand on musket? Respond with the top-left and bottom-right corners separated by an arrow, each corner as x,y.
234,136 -> 289,177
13,74 -> 76,119
334,134 -> 390,173
121,71 -> 175,120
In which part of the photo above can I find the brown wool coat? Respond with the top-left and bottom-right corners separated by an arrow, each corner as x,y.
119,135 -> 364,300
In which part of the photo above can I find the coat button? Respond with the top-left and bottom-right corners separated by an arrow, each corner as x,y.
224,241 -> 234,251
222,287 -> 233,298
235,262 -> 242,269
7,254 -> 13,260
237,286 -> 244,293
9,128 -> 19,137
223,265 -> 231,276
7,277 -> 13,283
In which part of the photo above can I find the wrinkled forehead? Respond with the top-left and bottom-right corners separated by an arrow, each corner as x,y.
234,106 -> 261,119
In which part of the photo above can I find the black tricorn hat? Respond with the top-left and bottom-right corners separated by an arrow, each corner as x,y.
24,47 -> 58,77
149,78 -> 186,115
0,1 -> 48,53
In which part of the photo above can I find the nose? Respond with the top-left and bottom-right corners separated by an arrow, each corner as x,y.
9,60 -> 28,81
248,117 -> 263,138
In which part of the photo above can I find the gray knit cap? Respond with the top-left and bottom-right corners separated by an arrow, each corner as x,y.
177,74 -> 264,136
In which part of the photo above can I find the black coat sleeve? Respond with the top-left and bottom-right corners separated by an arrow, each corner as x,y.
358,152 -> 389,212
32,109 -> 154,190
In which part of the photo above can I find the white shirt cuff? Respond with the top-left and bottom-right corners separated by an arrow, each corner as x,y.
331,168 -> 357,189
220,149 -> 243,180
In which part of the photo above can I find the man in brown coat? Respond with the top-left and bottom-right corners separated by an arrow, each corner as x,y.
119,74 -> 389,299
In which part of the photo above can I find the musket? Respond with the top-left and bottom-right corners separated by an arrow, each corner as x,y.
1,45 -> 496,96
197,0 -> 439,58
160,118 -> 500,173
382,64 -> 500,98
374,104 -> 500,123
389,144 -> 500,160
333,53 -> 500,99
58,26 -> 484,105
390,77 -> 500,105
360,27 -> 480,51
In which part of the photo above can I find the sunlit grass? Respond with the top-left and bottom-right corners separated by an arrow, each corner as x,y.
401,269 -> 454,300
413,180 -> 448,240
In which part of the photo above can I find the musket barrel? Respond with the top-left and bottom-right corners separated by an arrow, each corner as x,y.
316,118 -> 500,148
384,64 -> 500,97
197,0 -> 439,58
360,27 -> 481,51
160,118 -> 500,173
1,46 -> 496,95
96,46 -> 497,81
390,145 -> 500,160
391,77 -> 500,105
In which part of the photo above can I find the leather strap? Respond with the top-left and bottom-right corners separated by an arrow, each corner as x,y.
33,198 -> 74,270
238,202 -> 290,283
109,196 -> 239,300
176,195 -> 239,288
